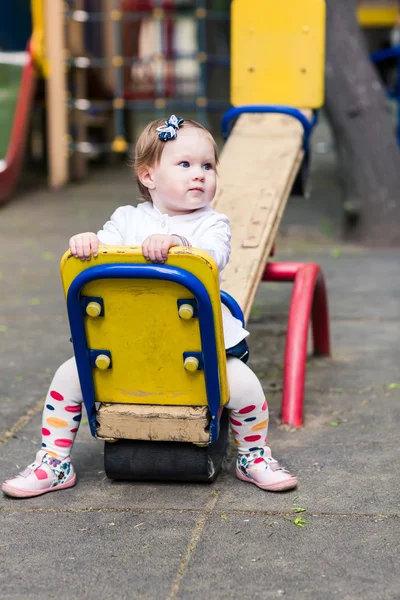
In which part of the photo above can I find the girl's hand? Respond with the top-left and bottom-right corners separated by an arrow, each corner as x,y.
69,232 -> 99,260
142,234 -> 180,263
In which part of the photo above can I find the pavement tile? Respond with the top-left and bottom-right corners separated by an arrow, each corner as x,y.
0,509 -> 196,600
179,514 -> 400,600
215,440 -> 399,516
269,385 -> 400,444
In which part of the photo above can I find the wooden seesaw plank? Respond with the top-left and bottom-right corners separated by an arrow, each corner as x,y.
213,112 -> 307,322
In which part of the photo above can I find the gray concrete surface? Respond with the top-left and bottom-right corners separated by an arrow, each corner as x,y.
0,119 -> 399,599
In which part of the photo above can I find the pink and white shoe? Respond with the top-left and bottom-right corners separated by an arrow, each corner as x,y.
236,447 -> 297,491
2,450 -> 76,498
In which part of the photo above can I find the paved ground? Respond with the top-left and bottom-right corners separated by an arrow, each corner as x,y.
0,119 -> 399,599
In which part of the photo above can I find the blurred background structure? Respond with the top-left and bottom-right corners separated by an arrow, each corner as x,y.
1,0 -> 400,242
0,0 -> 232,194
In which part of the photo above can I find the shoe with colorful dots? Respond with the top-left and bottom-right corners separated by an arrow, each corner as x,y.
236,446 -> 297,491
2,450 -> 76,498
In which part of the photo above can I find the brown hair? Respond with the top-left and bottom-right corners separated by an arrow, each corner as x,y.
134,118 -> 219,201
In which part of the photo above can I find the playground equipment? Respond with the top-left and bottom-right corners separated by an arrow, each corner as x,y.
0,0 -> 41,204
357,0 -> 399,27
47,0 -> 225,186
60,0 -> 330,483
61,247 -> 234,480
214,0 -> 329,426
0,51 -> 36,204
0,0 -> 220,198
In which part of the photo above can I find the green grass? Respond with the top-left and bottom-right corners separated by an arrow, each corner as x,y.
0,62 -> 23,160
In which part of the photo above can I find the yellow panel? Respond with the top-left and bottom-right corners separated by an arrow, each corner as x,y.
231,0 -> 326,108
60,247 -> 229,408
357,5 -> 398,27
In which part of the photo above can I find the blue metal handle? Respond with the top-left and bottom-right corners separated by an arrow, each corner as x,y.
67,263 -> 223,442
221,105 -> 318,152
220,290 -> 245,326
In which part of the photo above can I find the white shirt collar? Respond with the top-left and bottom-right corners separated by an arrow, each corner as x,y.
139,201 -> 213,222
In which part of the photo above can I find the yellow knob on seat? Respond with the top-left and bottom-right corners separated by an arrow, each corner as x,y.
86,301 -> 102,317
179,303 -> 194,320
184,356 -> 199,372
95,354 -> 110,370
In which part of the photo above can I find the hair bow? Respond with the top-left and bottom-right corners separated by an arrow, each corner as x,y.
156,115 -> 184,141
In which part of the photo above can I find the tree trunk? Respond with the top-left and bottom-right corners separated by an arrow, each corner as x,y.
324,0 -> 400,244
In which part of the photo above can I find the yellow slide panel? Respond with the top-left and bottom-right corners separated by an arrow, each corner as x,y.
231,0 -> 326,108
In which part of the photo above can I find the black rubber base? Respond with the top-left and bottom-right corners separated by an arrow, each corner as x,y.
104,409 -> 229,482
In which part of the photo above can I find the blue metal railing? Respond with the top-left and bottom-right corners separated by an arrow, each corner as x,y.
221,105 -> 318,152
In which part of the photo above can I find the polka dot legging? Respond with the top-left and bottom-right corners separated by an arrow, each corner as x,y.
41,356 -> 269,460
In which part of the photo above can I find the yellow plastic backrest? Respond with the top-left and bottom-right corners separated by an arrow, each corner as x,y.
231,0 -> 326,108
60,247 -> 229,408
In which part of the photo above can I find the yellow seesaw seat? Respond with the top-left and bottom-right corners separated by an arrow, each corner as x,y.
60,246 -> 229,443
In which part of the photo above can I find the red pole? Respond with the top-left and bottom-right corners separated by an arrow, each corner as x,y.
262,262 -> 330,427
311,271 -> 331,356
283,264 -> 319,427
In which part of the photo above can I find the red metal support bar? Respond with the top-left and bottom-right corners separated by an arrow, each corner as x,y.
262,262 -> 330,427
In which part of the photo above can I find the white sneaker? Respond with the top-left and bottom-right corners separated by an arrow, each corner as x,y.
236,447 -> 297,491
2,450 -> 76,498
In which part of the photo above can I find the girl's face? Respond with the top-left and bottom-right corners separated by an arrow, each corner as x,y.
142,126 -> 217,216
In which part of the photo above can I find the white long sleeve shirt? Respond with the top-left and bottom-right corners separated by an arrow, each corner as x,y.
97,202 -> 249,349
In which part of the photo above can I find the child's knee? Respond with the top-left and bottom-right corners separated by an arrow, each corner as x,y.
52,357 -> 82,400
226,357 -> 265,410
